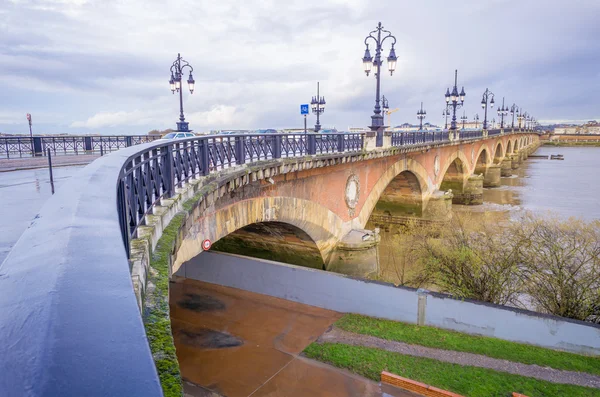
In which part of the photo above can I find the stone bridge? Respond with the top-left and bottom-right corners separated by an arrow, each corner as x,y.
165,131 -> 539,278
0,128 -> 539,396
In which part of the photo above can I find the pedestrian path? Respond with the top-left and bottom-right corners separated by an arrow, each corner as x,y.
317,327 -> 600,389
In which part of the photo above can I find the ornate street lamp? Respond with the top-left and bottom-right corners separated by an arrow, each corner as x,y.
474,113 -> 480,129
442,107 -> 450,130
362,22 -> 397,146
509,103 -> 518,129
444,69 -> 466,139
169,53 -> 195,132
382,95 -> 389,126
461,111 -> 468,130
480,88 -> 495,130
497,97 -> 509,129
517,109 -> 524,129
310,82 -> 326,132
417,102 -> 426,131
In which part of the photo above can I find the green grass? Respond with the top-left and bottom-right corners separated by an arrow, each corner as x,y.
143,212 -> 186,397
336,314 -> 600,376
304,343 -> 600,397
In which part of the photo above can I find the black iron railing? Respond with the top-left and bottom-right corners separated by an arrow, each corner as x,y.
0,135 -> 160,158
117,133 -> 364,251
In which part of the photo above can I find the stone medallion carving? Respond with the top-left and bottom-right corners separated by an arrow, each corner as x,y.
345,174 -> 360,216
434,155 -> 440,177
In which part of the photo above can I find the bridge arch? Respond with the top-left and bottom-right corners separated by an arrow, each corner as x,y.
514,139 -> 520,152
506,140 -> 513,154
357,157 -> 430,226
438,150 -> 471,183
210,221 -> 325,269
439,155 -> 468,197
493,141 -> 504,163
372,170 -> 425,217
474,144 -> 491,168
172,196 -> 344,274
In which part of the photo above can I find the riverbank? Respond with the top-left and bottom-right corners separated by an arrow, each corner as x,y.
542,141 -> 600,147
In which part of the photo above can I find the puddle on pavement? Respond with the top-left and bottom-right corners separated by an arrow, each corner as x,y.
170,279 -> 415,397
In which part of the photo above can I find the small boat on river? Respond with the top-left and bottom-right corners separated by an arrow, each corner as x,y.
550,154 -> 564,160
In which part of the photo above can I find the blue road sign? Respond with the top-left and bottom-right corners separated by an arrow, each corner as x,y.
300,104 -> 309,115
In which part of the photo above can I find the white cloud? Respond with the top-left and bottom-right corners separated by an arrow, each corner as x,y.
1,0 -> 599,134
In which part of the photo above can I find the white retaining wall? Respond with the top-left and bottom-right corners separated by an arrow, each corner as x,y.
176,251 -> 600,355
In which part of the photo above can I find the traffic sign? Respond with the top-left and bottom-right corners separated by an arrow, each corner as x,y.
300,104 -> 309,115
202,239 -> 212,251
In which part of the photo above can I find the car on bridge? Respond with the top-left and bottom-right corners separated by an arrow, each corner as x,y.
159,132 -> 197,140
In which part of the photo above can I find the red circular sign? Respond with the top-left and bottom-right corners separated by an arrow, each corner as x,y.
202,239 -> 212,251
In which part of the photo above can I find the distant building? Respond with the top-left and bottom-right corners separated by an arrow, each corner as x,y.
554,121 -> 600,134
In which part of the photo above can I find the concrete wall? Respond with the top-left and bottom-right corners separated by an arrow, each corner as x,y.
177,251 -> 600,356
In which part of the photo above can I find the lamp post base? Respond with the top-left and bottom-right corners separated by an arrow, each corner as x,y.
370,114 -> 385,147
176,121 -> 190,132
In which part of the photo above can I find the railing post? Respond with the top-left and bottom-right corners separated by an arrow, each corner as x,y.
84,136 -> 93,152
376,129 -> 383,147
307,134 -> 316,155
33,137 -> 43,157
273,135 -> 282,158
117,179 -> 131,256
200,138 -> 210,176
337,134 -> 344,152
164,144 -> 175,196
234,136 -> 245,165
125,136 -> 133,147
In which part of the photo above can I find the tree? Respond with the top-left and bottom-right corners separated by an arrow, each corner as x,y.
516,214 -> 600,322
414,213 -> 525,306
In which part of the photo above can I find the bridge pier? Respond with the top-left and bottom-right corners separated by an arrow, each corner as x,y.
482,164 -> 501,188
422,190 -> 453,220
448,175 -> 484,205
327,229 -> 380,278
501,158 -> 513,177
511,153 -> 521,169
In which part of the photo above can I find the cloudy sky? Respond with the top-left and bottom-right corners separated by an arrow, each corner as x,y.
1,0 -> 599,135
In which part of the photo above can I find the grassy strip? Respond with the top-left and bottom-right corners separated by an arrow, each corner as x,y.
304,343 -> 600,397
336,314 -> 600,376
143,213 -> 186,397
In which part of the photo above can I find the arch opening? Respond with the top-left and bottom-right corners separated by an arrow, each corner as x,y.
494,142 -> 504,163
440,158 -> 465,195
210,221 -> 325,269
506,140 -> 513,154
372,170 -> 424,218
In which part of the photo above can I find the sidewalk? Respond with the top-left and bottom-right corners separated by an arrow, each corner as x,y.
0,154 -> 99,172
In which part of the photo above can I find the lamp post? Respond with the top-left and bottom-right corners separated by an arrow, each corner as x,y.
517,109 -> 524,129
417,102 -> 426,131
474,113 -> 479,129
169,53 -> 195,132
382,95 -> 389,127
310,82 -> 326,132
362,22 -> 397,146
461,111 -> 468,130
480,88 -> 495,130
444,69 -> 466,140
497,97 -> 509,129
442,107 -> 450,130
509,103 -> 518,129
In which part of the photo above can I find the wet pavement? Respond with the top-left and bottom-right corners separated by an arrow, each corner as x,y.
170,279 -> 417,397
0,165 -> 84,263
0,154 -> 98,172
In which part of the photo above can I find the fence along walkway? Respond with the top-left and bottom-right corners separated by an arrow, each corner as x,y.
0,135 -> 159,158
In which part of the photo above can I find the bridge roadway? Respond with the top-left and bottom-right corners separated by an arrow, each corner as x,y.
0,128 -> 539,396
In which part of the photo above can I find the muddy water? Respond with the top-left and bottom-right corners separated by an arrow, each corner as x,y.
375,146 -> 600,284
170,279 -> 414,397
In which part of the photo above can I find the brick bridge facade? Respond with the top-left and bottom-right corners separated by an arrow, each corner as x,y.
166,132 -> 539,278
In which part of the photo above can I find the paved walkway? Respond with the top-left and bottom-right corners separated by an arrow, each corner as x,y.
0,154 -> 99,172
317,327 -> 600,389
171,279 -> 418,397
